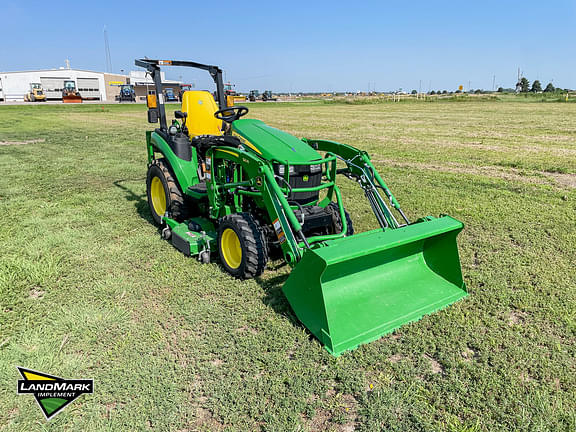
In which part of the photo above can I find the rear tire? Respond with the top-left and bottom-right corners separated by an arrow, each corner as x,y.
218,213 -> 268,279
146,158 -> 187,225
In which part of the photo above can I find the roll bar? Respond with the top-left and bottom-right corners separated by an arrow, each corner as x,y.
135,59 -> 226,131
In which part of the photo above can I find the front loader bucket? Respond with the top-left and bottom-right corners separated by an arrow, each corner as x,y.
282,215 -> 467,356
62,96 -> 82,103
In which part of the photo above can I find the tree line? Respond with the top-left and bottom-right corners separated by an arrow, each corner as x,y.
514,77 -> 566,93
408,79 -> 569,95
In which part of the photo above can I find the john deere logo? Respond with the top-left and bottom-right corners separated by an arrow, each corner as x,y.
17,367 -> 93,420
303,175 -> 309,182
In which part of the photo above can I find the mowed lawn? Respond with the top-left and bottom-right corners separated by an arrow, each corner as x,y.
0,100 -> 574,431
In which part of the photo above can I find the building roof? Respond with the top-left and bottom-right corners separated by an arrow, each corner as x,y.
0,68 -> 120,75
0,68 -> 181,85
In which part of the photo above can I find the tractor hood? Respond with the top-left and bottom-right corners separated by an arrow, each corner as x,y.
232,119 -> 321,163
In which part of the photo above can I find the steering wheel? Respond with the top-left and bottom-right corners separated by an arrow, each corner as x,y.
214,106 -> 249,123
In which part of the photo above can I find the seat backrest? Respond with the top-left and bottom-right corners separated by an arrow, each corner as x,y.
181,91 -> 222,137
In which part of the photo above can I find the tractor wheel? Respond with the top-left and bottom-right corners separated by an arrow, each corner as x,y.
146,158 -> 187,225
326,202 -> 354,236
218,213 -> 268,279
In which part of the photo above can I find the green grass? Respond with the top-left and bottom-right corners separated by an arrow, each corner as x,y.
0,101 -> 575,431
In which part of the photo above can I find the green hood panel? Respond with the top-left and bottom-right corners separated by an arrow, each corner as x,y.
232,119 -> 321,163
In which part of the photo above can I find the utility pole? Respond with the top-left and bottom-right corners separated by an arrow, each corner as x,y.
492,75 -> 496,91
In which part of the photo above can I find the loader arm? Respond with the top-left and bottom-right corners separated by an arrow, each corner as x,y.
305,138 -> 409,229
206,146 -> 306,265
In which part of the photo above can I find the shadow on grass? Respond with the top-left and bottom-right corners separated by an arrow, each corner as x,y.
256,272 -> 302,329
113,179 -> 155,225
113,179 -> 305,329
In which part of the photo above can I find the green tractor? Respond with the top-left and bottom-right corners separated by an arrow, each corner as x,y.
135,59 -> 467,356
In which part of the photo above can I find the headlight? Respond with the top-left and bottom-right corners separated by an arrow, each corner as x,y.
277,165 -> 295,175
310,164 -> 322,173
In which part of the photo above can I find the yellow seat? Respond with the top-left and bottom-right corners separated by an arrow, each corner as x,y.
181,91 -> 222,137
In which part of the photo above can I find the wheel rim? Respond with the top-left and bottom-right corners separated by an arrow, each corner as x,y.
221,228 -> 242,269
150,176 -> 167,216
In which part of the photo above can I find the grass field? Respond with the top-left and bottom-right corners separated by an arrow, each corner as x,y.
0,100 -> 574,431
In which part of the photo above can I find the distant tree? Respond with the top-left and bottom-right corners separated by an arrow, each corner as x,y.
474,89 -> 482,94
442,90 -> 448,94
519,77 -> 530,92
430,90 -> 436,95
543,83 -> 555,93
455,89 -> 462,94
411,89 -> 417,94
497,87 -> 504,93
531,80 -> 542,93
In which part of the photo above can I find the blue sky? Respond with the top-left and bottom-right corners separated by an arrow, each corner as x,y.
1,1 -> 575,92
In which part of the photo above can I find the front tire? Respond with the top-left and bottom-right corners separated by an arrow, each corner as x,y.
326,202 -> 354,236
146,158 -> 187,224
218,213 -> 268,279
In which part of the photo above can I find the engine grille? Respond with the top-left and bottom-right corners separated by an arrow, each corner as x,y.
275,165 -> 322,205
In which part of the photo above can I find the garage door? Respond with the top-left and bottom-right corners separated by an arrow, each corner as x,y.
77,78 -> 100,100
41,78 -> 67,99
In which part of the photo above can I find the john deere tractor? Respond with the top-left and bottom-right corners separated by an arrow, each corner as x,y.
136,59 -> 467,356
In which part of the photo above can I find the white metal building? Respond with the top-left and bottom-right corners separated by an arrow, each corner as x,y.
0,69 -> 107,101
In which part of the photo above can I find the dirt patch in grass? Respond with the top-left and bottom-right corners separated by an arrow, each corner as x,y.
425,355 -> 444,374
519,372 -> 533,384
0,139 -> 45,146
550,173 -> 576,188
339,394 -> 359,432
388,353 -> 405,363
305,392 -> 359,431
235,325 -> 258,334
29,287 -> 45,299
462,347 -> 478,362
395,137 -> 576,156
439,140 -> 576,156
373,158 -> 574,187
508,310 -> 528,325
192,407 -> 225,432
210,358 -> 224,367
67,113 -> 142,126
